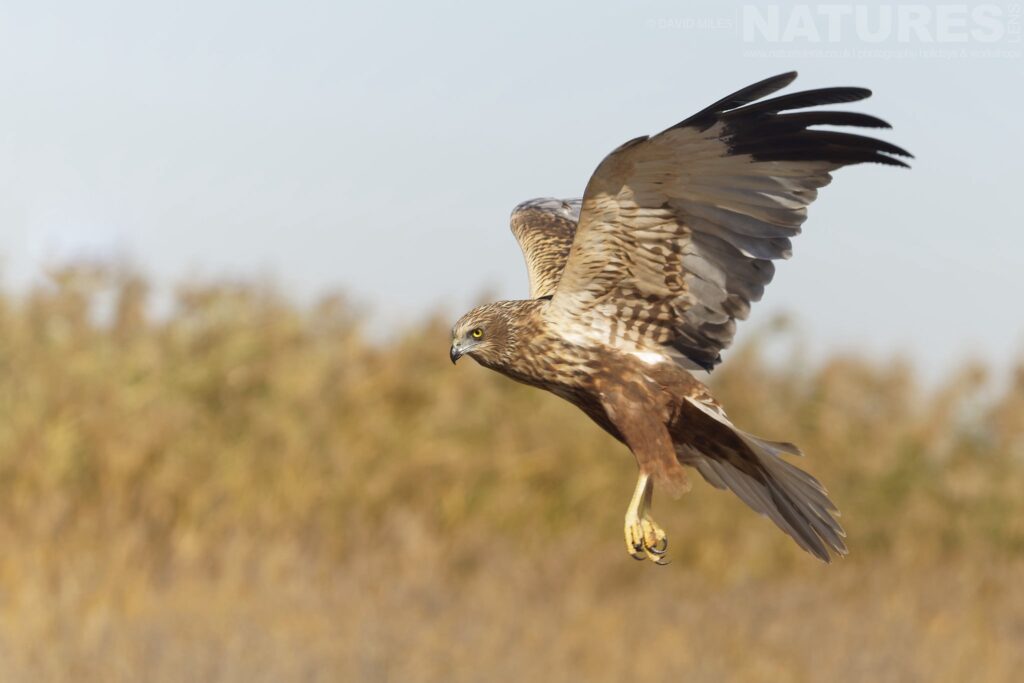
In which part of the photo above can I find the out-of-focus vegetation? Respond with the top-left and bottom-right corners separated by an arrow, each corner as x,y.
0,264 -> 1022,682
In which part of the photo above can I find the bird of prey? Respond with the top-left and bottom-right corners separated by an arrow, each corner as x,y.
449,72 -> 910,564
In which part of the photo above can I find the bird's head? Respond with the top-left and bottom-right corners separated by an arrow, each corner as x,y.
449,303 -> 515,368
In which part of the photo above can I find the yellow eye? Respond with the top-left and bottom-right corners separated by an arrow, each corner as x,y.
470,328 -> 483,339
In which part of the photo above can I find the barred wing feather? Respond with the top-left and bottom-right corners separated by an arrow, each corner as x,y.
547,72 -> 911,370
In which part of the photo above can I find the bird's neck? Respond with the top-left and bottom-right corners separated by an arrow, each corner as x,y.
482,299 -> 588,395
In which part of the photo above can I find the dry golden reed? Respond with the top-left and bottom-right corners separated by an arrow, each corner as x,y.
0,264 -> 1021,682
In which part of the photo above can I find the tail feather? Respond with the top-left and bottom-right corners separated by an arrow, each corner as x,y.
679,399 -> 846,562
745,434 -> 804,457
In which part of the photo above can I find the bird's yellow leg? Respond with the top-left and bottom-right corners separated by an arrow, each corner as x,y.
623,472 -> 669,564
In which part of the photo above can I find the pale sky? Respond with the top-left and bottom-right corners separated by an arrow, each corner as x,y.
1,1 -> 1022,375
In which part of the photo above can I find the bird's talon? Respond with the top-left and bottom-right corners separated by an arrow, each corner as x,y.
625,514 -> 670,564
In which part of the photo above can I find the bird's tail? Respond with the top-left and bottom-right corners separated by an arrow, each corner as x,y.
678,399 -> 847,563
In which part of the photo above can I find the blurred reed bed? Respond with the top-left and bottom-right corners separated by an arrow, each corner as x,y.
0,264 -> 1021,682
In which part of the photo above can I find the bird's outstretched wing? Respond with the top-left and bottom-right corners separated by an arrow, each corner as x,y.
509,197 -> 581,298
547,72 -> 911,371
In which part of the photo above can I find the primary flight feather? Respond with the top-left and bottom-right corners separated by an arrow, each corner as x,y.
450,72 -> 910,564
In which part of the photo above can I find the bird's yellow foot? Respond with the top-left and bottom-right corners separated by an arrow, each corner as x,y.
623,471 -> 669,564
624,512 -> 669,564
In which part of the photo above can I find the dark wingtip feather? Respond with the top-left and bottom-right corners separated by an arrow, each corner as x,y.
730,122 -> 913,163
873,155 -> 912,168
708,82 -> 913,169
809,131 -> 912,158
672,72 -> 798,131
733,87 -> 872,117
775,111 -> 893,130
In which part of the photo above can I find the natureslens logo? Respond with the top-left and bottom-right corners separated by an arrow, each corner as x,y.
742,4 -> 1017,43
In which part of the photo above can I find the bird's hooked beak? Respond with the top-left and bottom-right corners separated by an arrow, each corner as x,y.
450,340 -> 464,364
